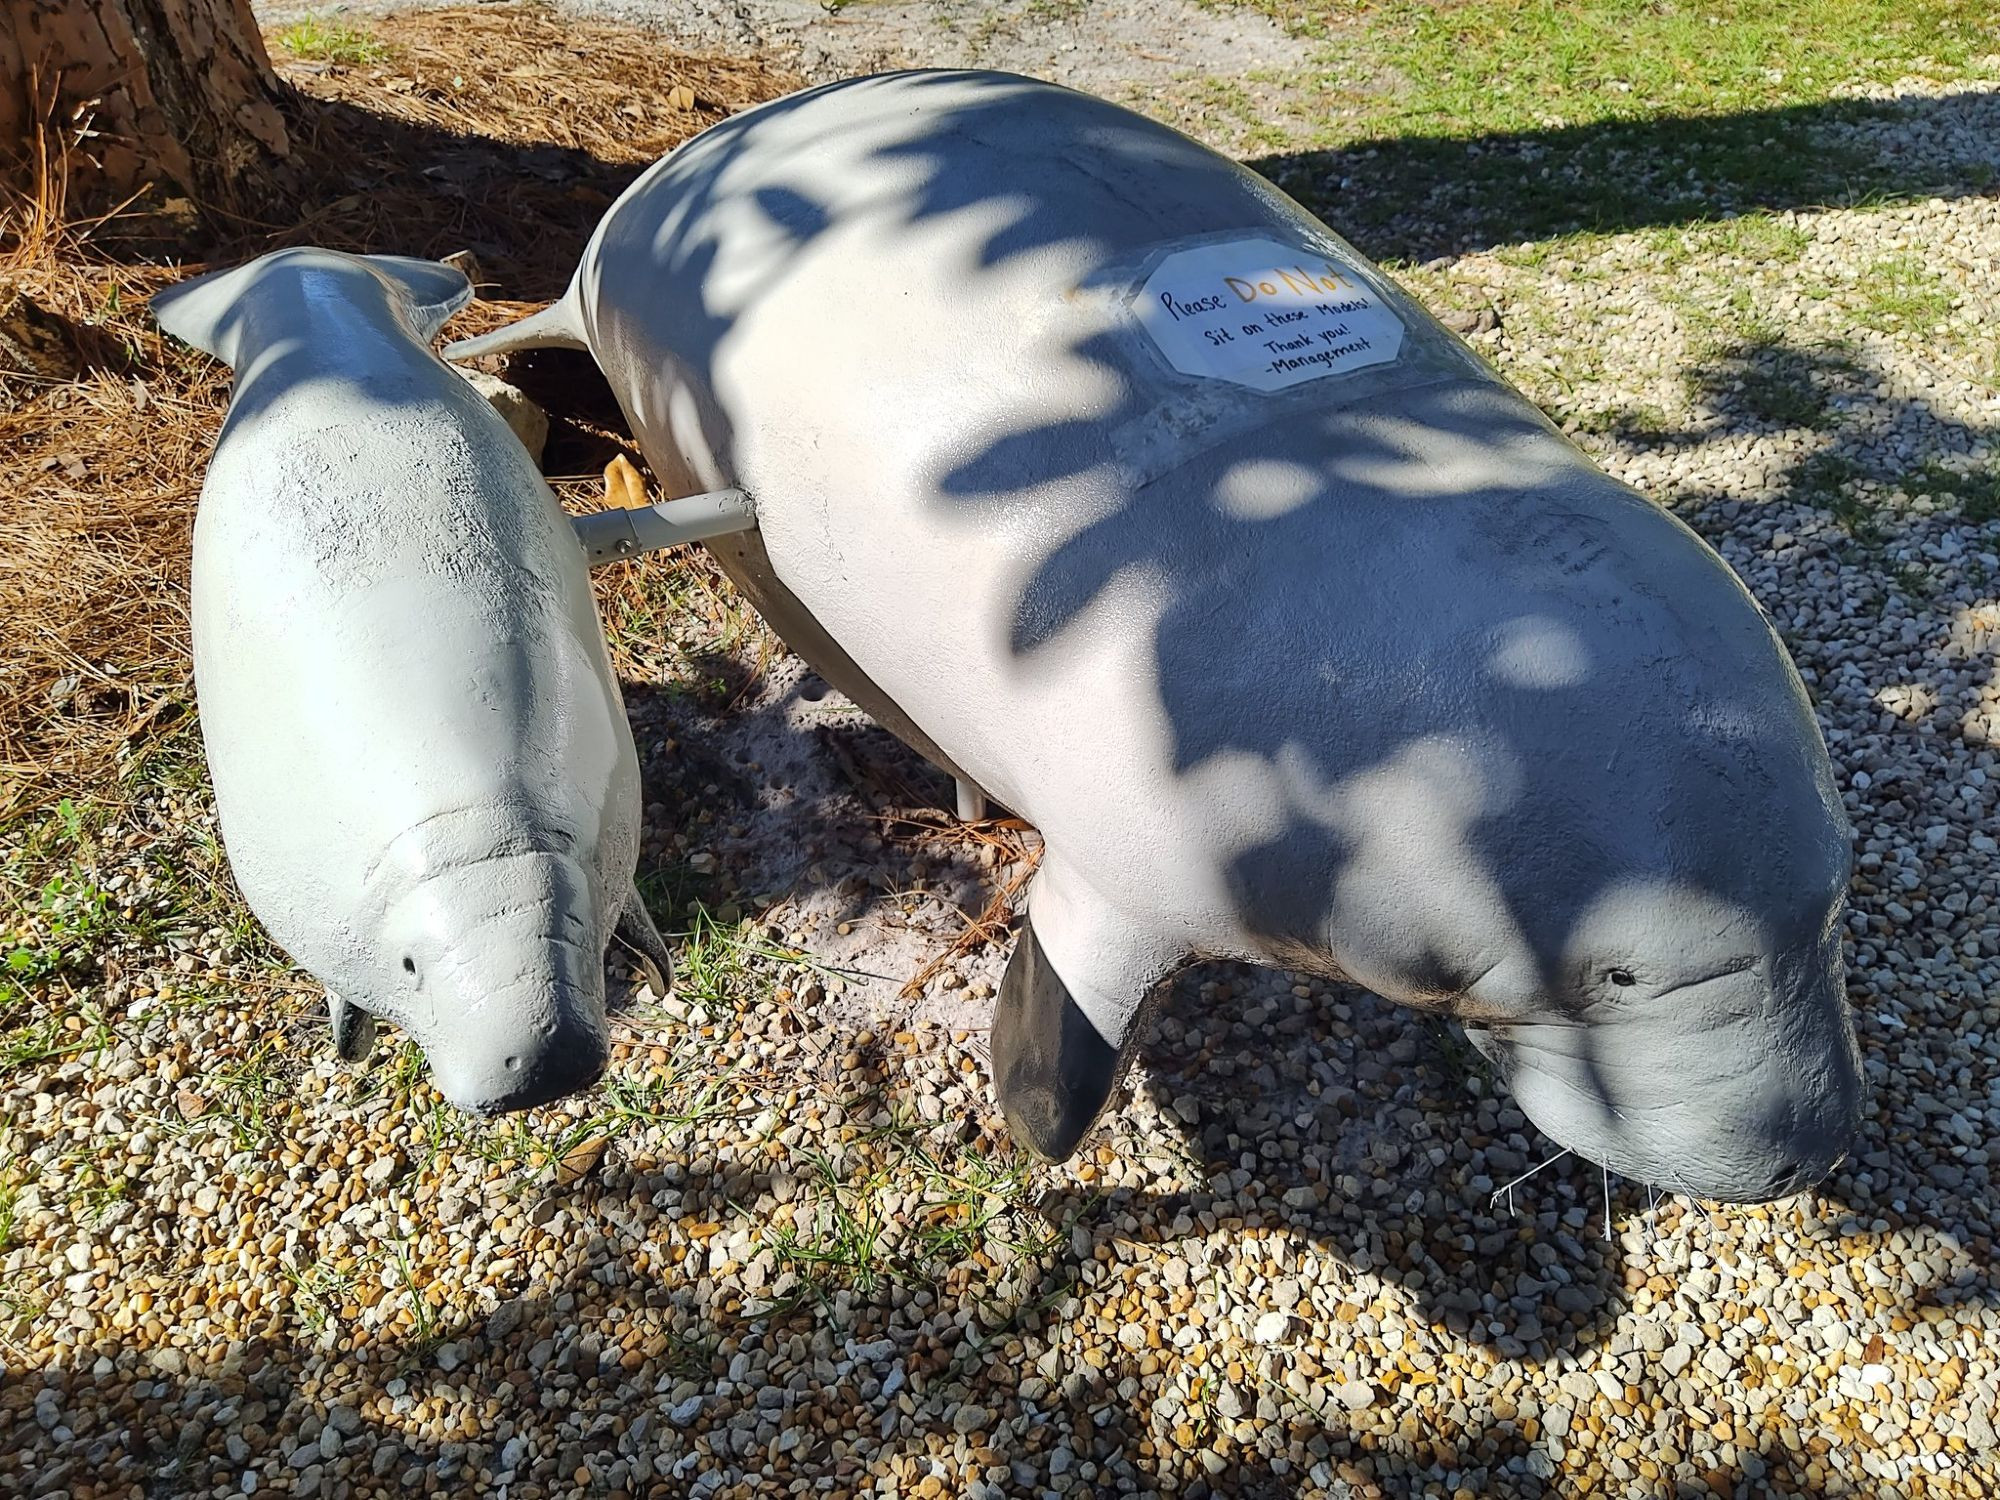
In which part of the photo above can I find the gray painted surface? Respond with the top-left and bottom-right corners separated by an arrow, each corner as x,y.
154,248 -> 669,1114
573,486 -> 758,565
450,71 -> 1864,1200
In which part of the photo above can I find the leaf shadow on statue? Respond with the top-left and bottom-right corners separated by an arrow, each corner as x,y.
1047,317 -> 2000,1315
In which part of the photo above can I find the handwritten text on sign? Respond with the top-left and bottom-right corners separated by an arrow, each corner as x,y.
1133,238 -> 1405,392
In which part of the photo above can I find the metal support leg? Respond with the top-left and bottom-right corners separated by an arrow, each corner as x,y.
573,488 -> 757,566
955,778 -> 989,822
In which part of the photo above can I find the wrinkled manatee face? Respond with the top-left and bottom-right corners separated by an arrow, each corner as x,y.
1194,408 -> 1864,1201
1316,725 -> 1863,1206
376,852 -> 612,1114
1456,877 -> 1862,1204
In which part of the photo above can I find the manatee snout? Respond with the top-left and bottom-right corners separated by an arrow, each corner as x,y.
1467,953 -> 1866,1205
431,1001 -> 611,1115
1737,969 -> 1868,1201
418,937 -> 613,1115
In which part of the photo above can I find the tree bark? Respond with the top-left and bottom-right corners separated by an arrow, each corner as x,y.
0,0 -> 290,215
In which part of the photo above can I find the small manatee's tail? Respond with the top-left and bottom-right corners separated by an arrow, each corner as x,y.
152,263 -> 251,362
152,248 -> 472,368
443,281 -> 588,361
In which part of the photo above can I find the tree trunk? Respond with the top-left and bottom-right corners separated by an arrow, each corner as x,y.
0,0 -> 290,215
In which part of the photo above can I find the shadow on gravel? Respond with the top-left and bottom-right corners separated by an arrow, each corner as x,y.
1125,965 -> 1631,1362
1251,86 -> 2000,262
1611,339 -> 1996,520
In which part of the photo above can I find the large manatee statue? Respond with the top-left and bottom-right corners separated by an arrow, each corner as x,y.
449,71 -> 1864,1199
154,248 -> 673,1113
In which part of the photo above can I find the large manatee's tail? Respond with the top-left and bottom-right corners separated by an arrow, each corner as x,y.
443,281 -> 588,360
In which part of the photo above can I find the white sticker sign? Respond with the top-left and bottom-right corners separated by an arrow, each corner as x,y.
1133,238 -> 1405,392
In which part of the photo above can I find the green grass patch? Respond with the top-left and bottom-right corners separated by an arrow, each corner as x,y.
0,1280 -> 45,1358
658,902 -> 767,1011
1894,561 -> 1938,599
1640,212 -> 1814,274
762,1151 -> 898,1301
1247,0 -> 1999,253
4,868 -> 114,988
1852,254 -> 1956,334
1902,461 -> 2000,523
902,1141 -> 1056,1267
1705,214 -> 1814,263
54,1139 -> 133,1225
207,1040 -> 301,1149
117,712 -> 207,798
282,1254 -> 361,1338
0,1141 -> 27,1253
0,1005 -> 115,1077
1570,403 -> 1677,442
757,1107 -> 1065,1313
596,1056 -> 749,1136
1320,0 -> 1993,133
275,17 -> 389,65
1731,359 -> 1835,429
597,553 -> 769,695
1687,342 -> 1858,430
1,796 -> 236,1033
384,1241 -> 443,1354
1787,452 -> 1880,539
1171,75 -> 1303,155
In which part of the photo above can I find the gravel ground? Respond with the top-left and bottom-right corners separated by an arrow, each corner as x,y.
5,22 -> 2000,1500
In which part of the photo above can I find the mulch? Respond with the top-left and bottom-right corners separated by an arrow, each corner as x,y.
0,6 -> 800,820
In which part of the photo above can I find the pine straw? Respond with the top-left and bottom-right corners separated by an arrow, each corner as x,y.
0,223 -> 221,820
0,7 -> 799,822
249,6 -> 792,299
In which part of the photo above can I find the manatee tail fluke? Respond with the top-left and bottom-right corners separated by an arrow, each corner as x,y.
443,283 -> 589,360
613,882 -> 675,1003
153,248 -> 474,367
150,264 -> 243,362
363,254 -> 476,341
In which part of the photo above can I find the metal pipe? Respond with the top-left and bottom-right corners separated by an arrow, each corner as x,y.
572,488 -> 757,566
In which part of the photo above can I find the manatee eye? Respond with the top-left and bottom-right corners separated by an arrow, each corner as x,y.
402,955 -> 417,975
1608,968 -> 1637,987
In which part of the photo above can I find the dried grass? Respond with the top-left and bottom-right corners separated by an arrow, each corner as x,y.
0,6 -> 799,821
252,6 -> 791,300
0,225 -> 217,820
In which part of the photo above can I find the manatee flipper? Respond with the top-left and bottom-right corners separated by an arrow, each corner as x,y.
442,280 -> 589,360
989,858 -> 1183,1162
613,883 -> 675,1001
327,992 -> 377,1064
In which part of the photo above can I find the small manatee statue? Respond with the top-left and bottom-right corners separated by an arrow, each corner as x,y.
449,72 -> 1864,1199
154,247 -> 673,1113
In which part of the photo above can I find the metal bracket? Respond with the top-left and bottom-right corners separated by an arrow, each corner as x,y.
572,487 -> 757,566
